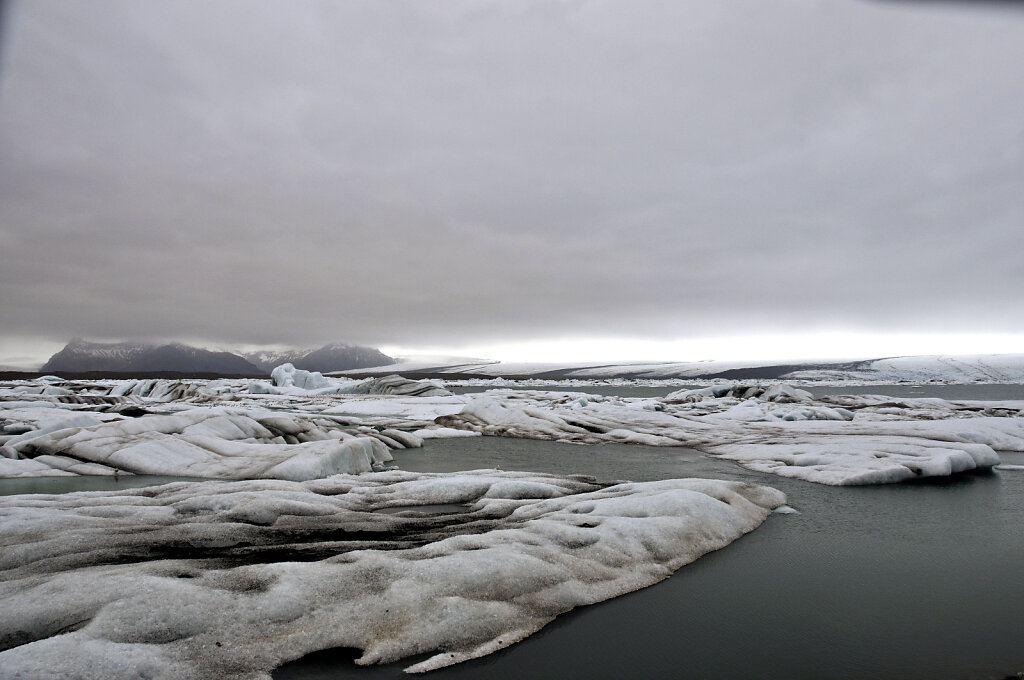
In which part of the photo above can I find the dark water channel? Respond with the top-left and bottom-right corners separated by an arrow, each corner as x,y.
0,474 -> 211,496
274,433 -> 1024,680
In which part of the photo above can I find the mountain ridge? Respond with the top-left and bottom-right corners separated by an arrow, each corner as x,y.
40,340 -> 394,375
41,339 -> 261,374
239,343 -> 394,373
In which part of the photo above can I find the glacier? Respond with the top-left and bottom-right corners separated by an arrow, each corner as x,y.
330,353 -> 1024,382
430,388 -> 1018,485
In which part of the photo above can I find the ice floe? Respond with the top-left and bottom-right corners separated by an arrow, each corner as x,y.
0,471 -> 785,677
255,367 -> 452,398
3,376 -> 1022,485
0,408 -> 401,480
431,388 -> 1020,485
271,363 -> 331,390
330,353 -> 1024,382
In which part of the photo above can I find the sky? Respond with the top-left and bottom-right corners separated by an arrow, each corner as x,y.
1,0 -> 1023,368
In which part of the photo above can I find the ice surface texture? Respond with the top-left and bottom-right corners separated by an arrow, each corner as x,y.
3,378 -> 1022,485
0,471 -> 784,677
0,407 -> 401,480
271,362 -> 331,390
331,354 -> 1024,382
265,366 -> 452,397
434,388 -> 1020,485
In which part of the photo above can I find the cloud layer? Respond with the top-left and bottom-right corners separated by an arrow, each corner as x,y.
2,0 -> 1022,355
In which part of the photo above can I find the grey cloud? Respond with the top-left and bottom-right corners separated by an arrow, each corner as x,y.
1,0 -> 1022,352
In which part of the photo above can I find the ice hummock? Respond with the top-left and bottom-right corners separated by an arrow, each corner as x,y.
0,408 -> 400,480
259,364 -> 452,397
433,386 -> 1020,485
0,471 -> 785,678
3,377 -> 1021,485
271,362 -> 331,390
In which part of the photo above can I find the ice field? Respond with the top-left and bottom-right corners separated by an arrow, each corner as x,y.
2,366 -> 1023,677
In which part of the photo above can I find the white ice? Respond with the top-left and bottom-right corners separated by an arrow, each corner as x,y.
1,408 -> 396,480
257,366 -> 452,398
0,471 -> 785,678
330,354 -> 1024,382
271,363 -> 331,390
3,377 -> 1022,485
432,387 -> 1020,485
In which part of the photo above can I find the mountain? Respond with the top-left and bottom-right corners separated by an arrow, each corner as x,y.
240,343 -> 394,373
41,339 -> 261,375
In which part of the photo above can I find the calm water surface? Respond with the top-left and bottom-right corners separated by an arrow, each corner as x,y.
808,383 -> 1024,401
0,474 -> 210,496
275,432 -> 1024,680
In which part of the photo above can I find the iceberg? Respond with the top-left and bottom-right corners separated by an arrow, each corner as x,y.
0,471 -> 785,678
2,409 -> 396,480
328,353 -> 1024,382
433,385 -> 1020,485
256,367 -> 452,398
271,363 -> 331,390
3,377 -> 1021,485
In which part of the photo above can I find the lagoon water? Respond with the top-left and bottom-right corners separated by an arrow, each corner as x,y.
283,438 -> 1021,680
0,474 -> 211,496
3,384 -> 1022,679
276,383 -> 1024,680
806,383 -> 1024,401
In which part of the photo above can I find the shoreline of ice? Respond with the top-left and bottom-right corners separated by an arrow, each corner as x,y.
0,470 -> 785,677
1,372 -> 1022,677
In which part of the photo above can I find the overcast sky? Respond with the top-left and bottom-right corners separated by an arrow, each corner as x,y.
1,0 -> 1023,366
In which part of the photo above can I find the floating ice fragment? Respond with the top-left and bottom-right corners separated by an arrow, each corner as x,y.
3,410 -> 393,480
0,471 -> 785,678
271,363 -> 330,390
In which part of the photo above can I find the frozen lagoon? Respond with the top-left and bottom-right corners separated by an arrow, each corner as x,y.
1,377 -> 1023,678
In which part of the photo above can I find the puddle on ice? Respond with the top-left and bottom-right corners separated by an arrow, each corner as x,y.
371,503 -> 471,515
0,474 -> 211,496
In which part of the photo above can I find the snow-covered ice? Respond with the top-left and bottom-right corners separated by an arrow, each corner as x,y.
0,471 -> 785,677
271,362 -> 331,390
1,373 -> 1021,679
431,387 -> 1020,485
3,376 -> 1022,485
330,353 -> 1024,382
1,409 -> 395,480
781,354 -> 1024,383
